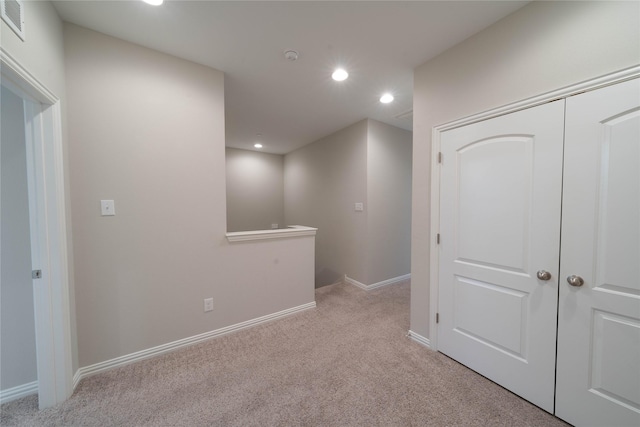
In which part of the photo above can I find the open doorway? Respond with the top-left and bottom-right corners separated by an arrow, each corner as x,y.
1,82 -> 38,405
0,51 -> 73,409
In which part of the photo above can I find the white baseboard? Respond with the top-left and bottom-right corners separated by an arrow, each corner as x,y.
343,275 -> 368,290
321,277 -> 346,288
344,273 -> 411,291
408,330 -> 432,349
72,369 -> 82,390
73,301 -> 316,386
0,381 -> 38,404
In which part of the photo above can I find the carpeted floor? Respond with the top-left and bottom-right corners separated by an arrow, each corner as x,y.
0,281 -> 569,426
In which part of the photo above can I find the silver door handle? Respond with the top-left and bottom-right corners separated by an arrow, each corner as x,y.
567,275 -> 584,287
536,270 -> 552,281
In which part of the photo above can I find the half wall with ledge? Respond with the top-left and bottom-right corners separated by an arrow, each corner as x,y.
224,225 -> 318,324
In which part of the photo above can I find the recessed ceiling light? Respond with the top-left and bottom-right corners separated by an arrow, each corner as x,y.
142,0 -> 163,5
254,143 -> 263,149
380,93 -> 394,104
332,69 -> 349,82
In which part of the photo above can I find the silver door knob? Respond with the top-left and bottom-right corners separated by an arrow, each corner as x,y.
567,275 -> 584,287
536,270 -> 552,281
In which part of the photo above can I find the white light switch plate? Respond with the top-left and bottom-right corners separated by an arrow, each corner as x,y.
355,202 -> 364,212
101,200 -> 115,216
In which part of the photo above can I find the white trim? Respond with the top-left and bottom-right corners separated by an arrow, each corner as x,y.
0,381 -> 38,404
74,301 -> 316,383
318,276 -> 346,288
344,275 -> 367,290
1,48 -> 74,409
0,48 -> 57,103
436,65 -> 640,132
429,124 -> 442,350
226,225 -> 317,242
408,330 -> 432,350
345,273 -> 411,291
429,66 -> 640,352
72,370 -> 82,390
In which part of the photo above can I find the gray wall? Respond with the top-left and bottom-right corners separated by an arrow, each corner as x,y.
366,120 -> 412,285
285,120 -> 368,287
226,148 -> 285,232
0,0 -> 79,373
1,86 -> 37,390
65,24 -> 314,368
411,0 -> 640,339
284,119 -> 412,287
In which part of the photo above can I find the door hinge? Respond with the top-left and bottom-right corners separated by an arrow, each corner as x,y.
436,233 -> 440,244
436,313 -> 440,324
438,152 -> 442,164
32,270 -> 42,279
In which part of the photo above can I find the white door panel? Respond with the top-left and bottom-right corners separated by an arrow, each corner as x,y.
456,135 -> 534,272
439,100 -> 565,413
556,78 -> 640,427
453,276 -> 529,359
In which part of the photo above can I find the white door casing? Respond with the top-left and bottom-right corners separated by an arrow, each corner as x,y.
438,100 -> 565,412
555,78 -> 640,427
0,48 -> 74,408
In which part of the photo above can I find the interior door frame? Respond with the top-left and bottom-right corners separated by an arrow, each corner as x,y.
428,65 -> 640,350
1,48 -> 74,408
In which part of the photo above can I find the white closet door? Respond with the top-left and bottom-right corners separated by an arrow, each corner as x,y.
556,78 -> 640,427
438,100 -> 565,412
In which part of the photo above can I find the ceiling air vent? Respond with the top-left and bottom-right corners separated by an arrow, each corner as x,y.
1,0 -> 25,41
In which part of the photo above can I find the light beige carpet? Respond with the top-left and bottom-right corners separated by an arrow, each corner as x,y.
1,281 -> 569,426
